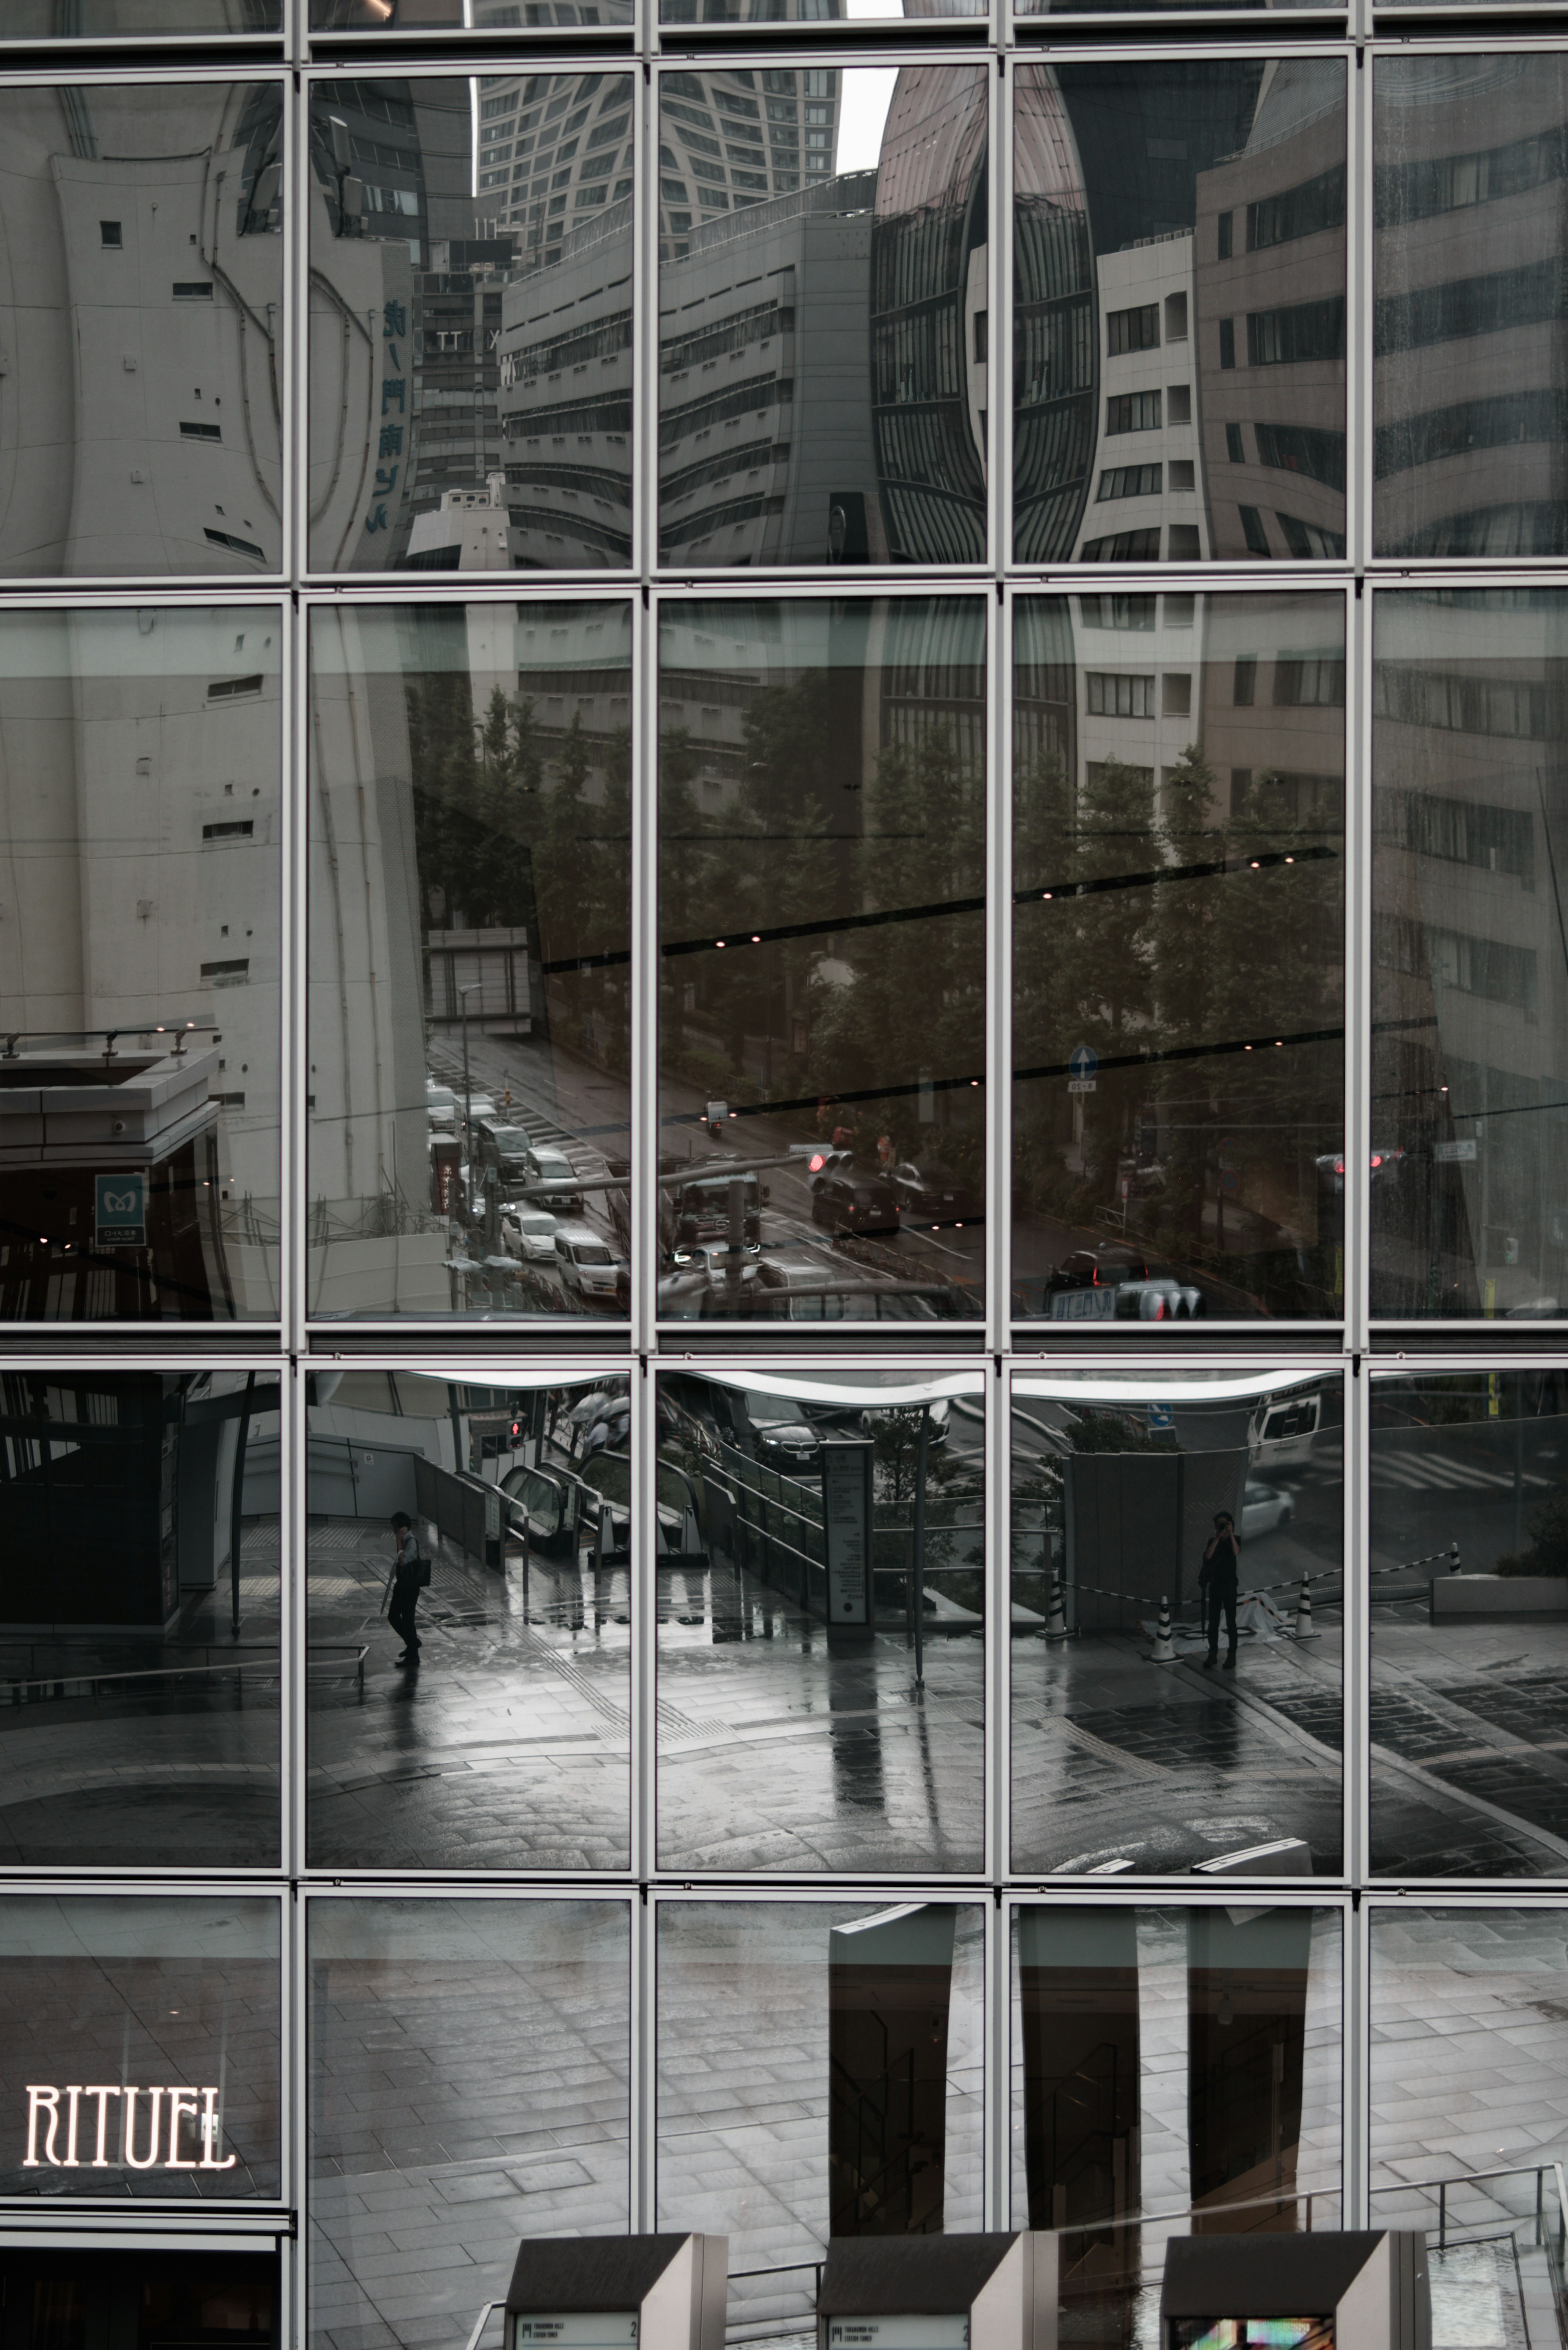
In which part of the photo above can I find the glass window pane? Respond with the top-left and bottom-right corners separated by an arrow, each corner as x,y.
1370,1905 -> 1568,2323
1012,1373 -> 1343,1874
1010,1903 -> 1343,2338
307,602 -> 631,1321
659,67 -> 987,565
0,608 -> 282,1321
308,1897 -> 629,2345
0,85 -> 281,575
309,73 -> 632,573
1375,59 -> 1568,556
1013,593 -> 1345,1323
307,1375 -> 630,1868
1014,63 -> 1347,565
1,2 -> 281,24
656,1372 -> 984,1872
315,0 -> 631,23
1371,1370 -> 1568,1877
0,1894 -> 281,2198
1372,589 -> 1568,1320
0,1371 -> 280,1867
658,596 -> 984,1324
659,1897 -> 984,2342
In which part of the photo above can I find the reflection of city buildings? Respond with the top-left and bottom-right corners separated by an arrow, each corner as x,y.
308,600 -> 631,1317
1372,593 -> 1568,1317
1072,591 -> 1209,807
310,80 -> 508,569
1375,57 -> 1568,558
658,178 -> 878,566
1076,237 -> 1207,561
0,80 -> 282,577
1013,67 -> 1096,564
0,613 -> 281,1319
872,68 -> 988,563
1194,57 -> 1347,561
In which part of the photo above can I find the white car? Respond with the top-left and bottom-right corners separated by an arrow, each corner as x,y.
554,1224 -> 623,1301
426,1083 -> 459,1133
500,1206 -> 559,1263
1241,1480 -> 1294,1538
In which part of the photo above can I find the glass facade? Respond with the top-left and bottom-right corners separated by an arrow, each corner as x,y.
2,0 -> 1568,2344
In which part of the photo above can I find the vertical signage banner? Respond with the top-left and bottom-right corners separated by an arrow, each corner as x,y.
822,1443 -> 872,1625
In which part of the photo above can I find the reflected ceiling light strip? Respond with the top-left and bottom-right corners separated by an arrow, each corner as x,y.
538,843 -> 1338,976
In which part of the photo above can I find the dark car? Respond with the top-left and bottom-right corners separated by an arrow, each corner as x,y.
1044,1244 -> 1203,1322
477,1121 -> 534,1186
811,1156 -> 899,1236
890,1159 -> 982,1226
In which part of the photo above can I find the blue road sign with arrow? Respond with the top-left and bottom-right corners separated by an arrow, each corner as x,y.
1068,1043 -> 1098,1090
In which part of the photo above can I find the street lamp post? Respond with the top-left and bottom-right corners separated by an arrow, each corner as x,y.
458,980 -> 483,1222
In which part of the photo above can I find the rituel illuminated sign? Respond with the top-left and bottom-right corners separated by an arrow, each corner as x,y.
23,2084 -> 237,2171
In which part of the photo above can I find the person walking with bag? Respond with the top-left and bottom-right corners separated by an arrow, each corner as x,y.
1200,1508 -> 1241,1671
386,1509 -> 426,1668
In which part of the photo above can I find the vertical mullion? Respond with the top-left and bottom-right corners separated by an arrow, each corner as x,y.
632,590 -> 657,1354
634,1891 -> 659,2234
1346,1892 -> 1371,2227
289,1888 -> 310,2347
1348,39 -> 1370,573
1344,1356 -> 1369,1888
632,1348 -> 657,1885
987,590 -> 1012,1347
290,593 -> 311,1345
283,1360 -> 304,1884
985,1359 -> 1010,1888
983,1891 -> 1011,2232
1345,577 -> 1369,1351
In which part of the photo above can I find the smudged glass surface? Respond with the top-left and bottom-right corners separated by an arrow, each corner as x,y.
1375,59 -> 1568,556
2,0 -> 281,29
1372,590 -> 1568,1320
0,608 -> 282,1322
306,1373 -> 630,1870
1014,61 -> 1347,565
309,72 -> 633,573
1371,1370 -> 1568,1877
0,1895 -> 280,2199
658,596 -> 984,1324
0,1371 -> 281,1868
307,601 -> 631,1321
308,1898 -> 629,2346
659,1898 -> 984,2343
1012,593 -> 1345,1324
656,1371 -> 984,1871
0,83 -> 283,577
1011,1373 -> 1343,1875
659,65 -> 987,566
1009,1904 -> 1343,2335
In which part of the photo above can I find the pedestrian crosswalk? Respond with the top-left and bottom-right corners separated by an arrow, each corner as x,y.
1370,1447 -> 1554,1495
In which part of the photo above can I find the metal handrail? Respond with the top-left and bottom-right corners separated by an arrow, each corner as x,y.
3,1643 -> 368,1703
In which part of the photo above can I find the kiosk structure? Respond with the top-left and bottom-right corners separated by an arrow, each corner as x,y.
817,2235 -> 1056,2350
504,2235 -> 729,2350
1161,2232 -> 1432,2350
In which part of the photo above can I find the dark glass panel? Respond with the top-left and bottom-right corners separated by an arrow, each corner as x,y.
1011,1904 -> 1343,2348
306,1373 -> 630,1870
659,1900 -> 984,2343
2,1 -> 281,27
1013,593 -> 1344,1323
307,601 -> 631,1321
308,1899 -> 629,2347
1011,1373 -> 1343,1875
0,609 -> 281,1321
658,596 -> 984,1323
1013,63 -> 1346,565
658,66 -> 986,565
0,85 -> 281,575
656,1371 -> 984,1871
0,1371 -> 280,1867
309,74 -> 632,573
316,0 -> 630,24
1371,1369 -> 1568,1876
1372,590 -> 1568,1319
0,1895 -> 280,2199
1375,58 -> 1568,555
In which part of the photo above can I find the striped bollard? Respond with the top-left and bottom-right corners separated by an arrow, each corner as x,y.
1045,1567 -> 1069,1641
1149,1598 -> 1177,1663
1293,1576 -> 1319,1639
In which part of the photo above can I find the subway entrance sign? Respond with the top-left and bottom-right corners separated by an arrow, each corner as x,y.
95,1171 -> 147,1247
